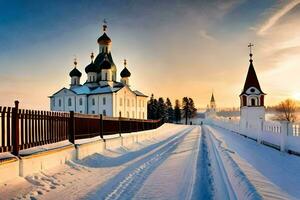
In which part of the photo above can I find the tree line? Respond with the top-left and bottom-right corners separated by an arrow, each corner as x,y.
147,94 -> 197,124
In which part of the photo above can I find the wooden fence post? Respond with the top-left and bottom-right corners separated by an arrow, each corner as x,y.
99,114 -> 103,139
12,100 -> 19,156
69,111 -> 75,144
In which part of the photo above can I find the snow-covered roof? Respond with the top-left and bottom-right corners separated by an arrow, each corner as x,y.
134,90 -> 148,97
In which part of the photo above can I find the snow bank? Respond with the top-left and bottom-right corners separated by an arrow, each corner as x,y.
206,126 -> 293,200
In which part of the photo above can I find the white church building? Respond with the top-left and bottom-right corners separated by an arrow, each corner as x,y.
50,23 -> 148,119
239,47 -> 266,130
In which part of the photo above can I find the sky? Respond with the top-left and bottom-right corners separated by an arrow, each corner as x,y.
0,0 -> 300,110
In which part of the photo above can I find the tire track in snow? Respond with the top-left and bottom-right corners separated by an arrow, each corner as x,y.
85,127 -> 195,200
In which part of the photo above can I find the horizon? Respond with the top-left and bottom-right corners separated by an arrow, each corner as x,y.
1,0 -> 300,110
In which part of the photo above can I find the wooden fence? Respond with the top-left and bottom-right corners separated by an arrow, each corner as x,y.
0,101 -> 163,155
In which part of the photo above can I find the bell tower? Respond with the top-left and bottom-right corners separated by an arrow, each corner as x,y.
240,43 -> 266,130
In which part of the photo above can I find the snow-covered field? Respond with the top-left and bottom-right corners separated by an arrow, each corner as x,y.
1,123 -> 300,200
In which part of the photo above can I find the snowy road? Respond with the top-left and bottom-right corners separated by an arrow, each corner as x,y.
85,126 -> 202,200
2,123 -> 299,200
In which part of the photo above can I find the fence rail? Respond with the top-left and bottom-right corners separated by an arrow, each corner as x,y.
0,101 -> 163,155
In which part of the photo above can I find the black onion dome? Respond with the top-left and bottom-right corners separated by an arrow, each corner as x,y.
100,59 -> 112,69
120,67 -> 131,78
94,52 -> 116,70
85,61 -> 99,73
69,67 -> 82,77
97,33 -> 111,45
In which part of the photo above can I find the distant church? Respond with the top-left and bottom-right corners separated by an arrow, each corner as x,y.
50,22 -> 148,119
239,43 -> 266,130
204,93 -> 216,118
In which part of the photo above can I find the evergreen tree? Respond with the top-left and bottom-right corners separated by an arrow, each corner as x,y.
165,98 -> 174,122
174,99 -> 181,123
182,97 -> 189,125
182,97 -> 197,124
147,94 -> 156,119
157,97 -> 167,121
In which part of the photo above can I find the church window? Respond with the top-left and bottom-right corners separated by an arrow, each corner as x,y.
68,98 -> 72,107
59,99 -> 62,107
92,98 -> 95,106
103,110 -> 106,116
79,98 -> 83,106
103,97 -> 106,105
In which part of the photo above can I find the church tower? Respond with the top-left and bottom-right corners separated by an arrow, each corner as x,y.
240,43 -> 266,130
69,58 -> 82,88
95,20 -> 117,81
120,59 -> 131,86
210,93 -> 216,111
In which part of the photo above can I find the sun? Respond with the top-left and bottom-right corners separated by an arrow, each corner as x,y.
292,92 -> 300,100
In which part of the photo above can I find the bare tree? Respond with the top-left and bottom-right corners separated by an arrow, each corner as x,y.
275,99 -> 297,122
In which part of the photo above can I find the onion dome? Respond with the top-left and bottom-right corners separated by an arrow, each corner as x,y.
85,53 -> 99,73
120,59 -> 131,78
97,21 -> 111,45
100,56 -> 112,69
97,33 -> 111,45
69,59 -> 82,77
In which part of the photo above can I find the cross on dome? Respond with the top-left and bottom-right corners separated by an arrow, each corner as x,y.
103,19 -> 108,32
74,57 -> 77,67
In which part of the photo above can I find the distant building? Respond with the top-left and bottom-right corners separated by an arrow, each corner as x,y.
50,23 -> 148,119
239,46 -> 266,130
204,93 -> 217,119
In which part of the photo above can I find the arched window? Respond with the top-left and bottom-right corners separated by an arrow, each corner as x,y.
79,98 -> 83,106
251,98 -> 256,106
103,110 -> 106,116
59,99 -> 62,107
119,111 -> 122,117
68,98 -> 72,107
92,98 -> 95,106
103,97 -> 106,105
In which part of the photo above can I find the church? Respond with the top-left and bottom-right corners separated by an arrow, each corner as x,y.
239,44 -> 266,130
50,23 -> 148,119
204,93 -> 217,119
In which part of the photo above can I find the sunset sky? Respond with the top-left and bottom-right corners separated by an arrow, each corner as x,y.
1,0 -> 300,110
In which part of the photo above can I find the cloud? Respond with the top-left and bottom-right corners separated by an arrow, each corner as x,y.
257,0 -> 300,35
199,30 -> 216,41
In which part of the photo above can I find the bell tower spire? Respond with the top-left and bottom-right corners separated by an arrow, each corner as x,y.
240,43 -> 266,131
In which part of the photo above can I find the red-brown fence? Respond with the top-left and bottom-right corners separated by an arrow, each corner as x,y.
0,101 -> 163,155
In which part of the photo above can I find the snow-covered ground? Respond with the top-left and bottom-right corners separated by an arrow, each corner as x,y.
205,125 -> 300,200
1,123 -> 300,200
